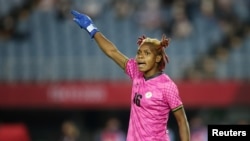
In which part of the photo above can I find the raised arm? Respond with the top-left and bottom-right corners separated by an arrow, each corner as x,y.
71,10 -> 129,70
93,32 -> 129,69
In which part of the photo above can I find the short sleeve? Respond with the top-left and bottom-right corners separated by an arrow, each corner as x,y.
125,58 -> 142,80
163,82 -> 183,111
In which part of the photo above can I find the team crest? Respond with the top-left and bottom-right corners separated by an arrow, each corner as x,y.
145,92 -> 152,98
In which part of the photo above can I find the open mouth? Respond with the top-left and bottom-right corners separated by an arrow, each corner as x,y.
137,62 -> 146,68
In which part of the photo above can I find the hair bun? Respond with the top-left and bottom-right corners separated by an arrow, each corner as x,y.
137,35 -> 146,46
160,34 -> 170,48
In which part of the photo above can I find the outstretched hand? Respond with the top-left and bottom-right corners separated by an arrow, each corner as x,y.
71,10 -> 99,38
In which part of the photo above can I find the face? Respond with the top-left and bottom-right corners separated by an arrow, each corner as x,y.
135,44 -> 161,77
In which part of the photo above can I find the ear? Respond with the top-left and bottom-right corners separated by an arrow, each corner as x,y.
156,55 -> 162,63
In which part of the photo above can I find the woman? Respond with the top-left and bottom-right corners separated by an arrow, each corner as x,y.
71,10 -> 190,141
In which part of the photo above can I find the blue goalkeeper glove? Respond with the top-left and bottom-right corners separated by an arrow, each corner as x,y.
71,10 -> 99,38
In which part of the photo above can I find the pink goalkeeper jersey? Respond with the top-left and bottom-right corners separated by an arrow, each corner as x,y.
125,59 -> 183,141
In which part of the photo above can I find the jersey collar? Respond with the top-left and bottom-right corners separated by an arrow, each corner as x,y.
144,72 -> 163,81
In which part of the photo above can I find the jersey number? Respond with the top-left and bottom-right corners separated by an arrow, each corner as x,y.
133,93 -> 142,107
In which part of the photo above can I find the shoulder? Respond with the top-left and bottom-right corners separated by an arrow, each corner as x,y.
125,58 -> 137,70
125,58 -> 144,79
157,74 -> 179,97
126,58 -> 136,65
157,74 -> 177,88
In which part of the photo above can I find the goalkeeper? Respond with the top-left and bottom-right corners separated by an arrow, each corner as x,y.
71,10 -> 190,141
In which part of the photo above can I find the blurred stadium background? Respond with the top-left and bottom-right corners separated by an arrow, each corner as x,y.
0,0 -> 250,141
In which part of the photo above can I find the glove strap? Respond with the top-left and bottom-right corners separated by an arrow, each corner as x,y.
86,24 -> 99,38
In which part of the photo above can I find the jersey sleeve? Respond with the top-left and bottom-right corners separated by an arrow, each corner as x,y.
163,82 -> 183,112
125,58 -> 141,80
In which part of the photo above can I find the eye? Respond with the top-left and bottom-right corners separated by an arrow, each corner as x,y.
145,51 -> 150,55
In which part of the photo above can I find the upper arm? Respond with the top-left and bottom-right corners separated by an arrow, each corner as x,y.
163,82 -> 182,109
173,106 -> 188,124
165,82 -> 190,141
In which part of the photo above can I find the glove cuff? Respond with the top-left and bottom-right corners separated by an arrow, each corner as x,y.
86,24 -> 99,38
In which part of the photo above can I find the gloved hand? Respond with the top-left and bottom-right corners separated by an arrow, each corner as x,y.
71,10 -> 99,38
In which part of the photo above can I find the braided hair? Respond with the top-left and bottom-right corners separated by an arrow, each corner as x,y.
137,34 -> 170,71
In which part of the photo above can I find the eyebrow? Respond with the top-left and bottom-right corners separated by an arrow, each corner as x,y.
138,47 -> 152,52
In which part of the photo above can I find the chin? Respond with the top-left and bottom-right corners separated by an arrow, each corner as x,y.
138,68 -> 147,73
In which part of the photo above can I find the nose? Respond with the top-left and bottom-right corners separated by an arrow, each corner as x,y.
137,52 -> 144,58
137,54 -> 143,60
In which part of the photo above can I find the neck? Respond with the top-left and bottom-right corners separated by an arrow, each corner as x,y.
144,71 -> 162,80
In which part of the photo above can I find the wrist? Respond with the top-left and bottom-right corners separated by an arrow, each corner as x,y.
86,24 -> 97,32
86,24 -> 99,38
